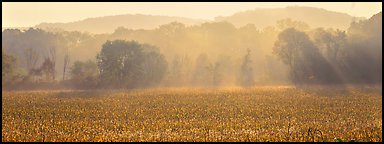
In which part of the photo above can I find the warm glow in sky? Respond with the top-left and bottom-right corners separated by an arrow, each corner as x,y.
2,2 -> 382,27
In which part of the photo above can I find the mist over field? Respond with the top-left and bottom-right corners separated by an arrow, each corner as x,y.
2,3 -> 382,142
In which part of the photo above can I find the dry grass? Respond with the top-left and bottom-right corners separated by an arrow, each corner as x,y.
2,87 -> 382,142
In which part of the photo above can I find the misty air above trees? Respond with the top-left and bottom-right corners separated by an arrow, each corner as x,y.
2,11 -> 382,90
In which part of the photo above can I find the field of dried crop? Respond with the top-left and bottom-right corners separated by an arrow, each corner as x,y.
2,87 -> 382,142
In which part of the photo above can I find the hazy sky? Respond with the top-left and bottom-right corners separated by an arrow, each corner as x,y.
2,2 -> 382,27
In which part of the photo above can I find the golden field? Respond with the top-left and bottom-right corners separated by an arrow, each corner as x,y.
2,87 -> 382,142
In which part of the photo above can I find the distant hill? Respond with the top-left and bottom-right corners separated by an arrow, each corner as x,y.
36,14 -> 207,34
33,6 -> 367,34
215,6 -> 366,30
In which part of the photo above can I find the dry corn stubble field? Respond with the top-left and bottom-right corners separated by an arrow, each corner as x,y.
2,87 -> 382,142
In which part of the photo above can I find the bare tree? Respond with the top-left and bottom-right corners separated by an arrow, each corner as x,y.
24,48 -> 40,82
24,48 -> 39,71
238,48 -> 254,86
62,49 -> 70,81
206,61 -> 222,86
43,47 -> 56,81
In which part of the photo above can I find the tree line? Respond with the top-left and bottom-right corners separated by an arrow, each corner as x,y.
2,12 -> 381,90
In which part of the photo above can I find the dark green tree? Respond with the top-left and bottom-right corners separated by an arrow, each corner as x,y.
273,28 -> 340,85
96,40 -> 167,88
